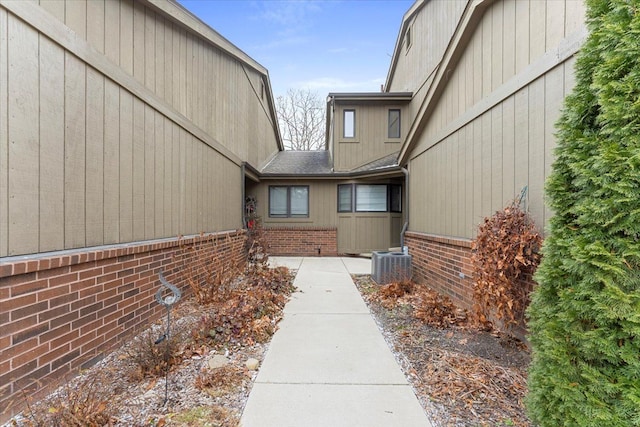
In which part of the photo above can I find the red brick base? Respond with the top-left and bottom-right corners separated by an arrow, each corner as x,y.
0,231 -> 246,423
263,227 -> 337,257
406,231 -> 535,339
405,231 -> 475,310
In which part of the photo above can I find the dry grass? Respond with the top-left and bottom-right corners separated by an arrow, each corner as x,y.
13,369 -> 118,427
195,365 -> 248,398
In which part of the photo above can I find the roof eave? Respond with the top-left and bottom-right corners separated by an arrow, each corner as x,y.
327,92 -> 413,102
259,167 -> 404,180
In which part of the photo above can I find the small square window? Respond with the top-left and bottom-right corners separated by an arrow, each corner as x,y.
388,109 -> 401,139
343,109 -> 355,138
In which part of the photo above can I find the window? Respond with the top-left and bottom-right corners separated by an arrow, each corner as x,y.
269,186 -> 309,217
338,184 -> 402,213
390,185 -> 402,213
356,185 -> 388,212
343,109 -> 355,138
388,109 -> 401,139
338,185 -> 353,212
405,26 -> 412,52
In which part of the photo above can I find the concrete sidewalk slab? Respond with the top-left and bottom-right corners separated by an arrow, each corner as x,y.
268,257 -> 303,270
291,269 -> 354,291
241,383 -> 428,427
256,313 -> 408,384
284,288 -> 369,314
240,257 -> 432,427
340,256 -> 373,275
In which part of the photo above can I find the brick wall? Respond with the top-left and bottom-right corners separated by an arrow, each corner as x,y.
0,231 -> 246,423
406,231 -> 535,338
405,231 -> 475,310
264,227 -> 337,257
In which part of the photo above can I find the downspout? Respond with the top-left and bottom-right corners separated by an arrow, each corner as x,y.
241,164 -> 246,229
400,166 -> 409,254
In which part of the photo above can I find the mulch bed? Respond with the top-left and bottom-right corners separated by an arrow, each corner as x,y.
353,275 -> 532,427
7,267 -> 296,427
8,268 -> 532,427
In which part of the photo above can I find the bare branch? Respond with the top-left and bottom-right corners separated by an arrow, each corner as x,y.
275,89 -> 326,150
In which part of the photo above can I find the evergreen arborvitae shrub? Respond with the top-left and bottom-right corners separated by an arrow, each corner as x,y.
527,1 -> 640,425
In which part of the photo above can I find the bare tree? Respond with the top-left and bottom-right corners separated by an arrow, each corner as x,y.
276,89 -> 326,150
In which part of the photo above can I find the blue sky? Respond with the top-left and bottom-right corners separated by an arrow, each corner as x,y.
178,0 -> 414,97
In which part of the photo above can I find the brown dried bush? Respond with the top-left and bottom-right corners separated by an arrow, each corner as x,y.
124,326 -> 184,381
179,233 -> 244,305
371,279 -> 414,308
192,267 -> 295,347
14,370 -> 117,427
195,365 -> 247,398
370,278 -> 467,328
471,201 -> 542,330
244,215 -> 269,272
413,287 -> 467,328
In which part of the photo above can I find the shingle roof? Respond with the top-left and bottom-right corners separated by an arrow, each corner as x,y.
261,151 -> 332,175
351,152 -> 400,173
261,150 -> 402,176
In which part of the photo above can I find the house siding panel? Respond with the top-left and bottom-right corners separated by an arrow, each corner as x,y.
333,104 -> 407,172
406,0 -> 585,239
0,1 -> 268,256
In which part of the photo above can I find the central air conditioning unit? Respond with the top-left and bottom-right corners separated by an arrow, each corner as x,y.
371,251 -> 412,284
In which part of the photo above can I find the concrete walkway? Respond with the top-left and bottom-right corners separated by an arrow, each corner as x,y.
240,257 -> 432,427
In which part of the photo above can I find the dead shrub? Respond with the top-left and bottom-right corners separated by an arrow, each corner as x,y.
125,327 -> 184,381
195,365 -> 247,398
372,279 -> 414,309
191,266 -> 294,347
244,214 -> 270,272
413,286 -> 467,328
180,233 -> 245,305
194,287 -> 286,346
471,200 -> 542,330
367,278 -> 468,328
14,370 -> 116,427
